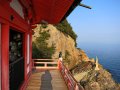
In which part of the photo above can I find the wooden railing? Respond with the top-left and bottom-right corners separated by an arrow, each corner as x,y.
33,59 -> 58,69
32,58 -> 84,90
58,60 -> 84,90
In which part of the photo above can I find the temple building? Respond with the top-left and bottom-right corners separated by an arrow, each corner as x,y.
0,0 -> 82,90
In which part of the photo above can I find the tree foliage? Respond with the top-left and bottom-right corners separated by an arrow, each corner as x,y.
32,30 -> 55,59
55,19 -> 77,46
63,50 -> 70,65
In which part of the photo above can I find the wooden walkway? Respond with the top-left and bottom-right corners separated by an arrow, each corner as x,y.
26,70 -> 68,90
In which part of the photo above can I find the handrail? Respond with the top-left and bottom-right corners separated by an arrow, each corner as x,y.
32,58 -> 58,61
58,60 -> 84,90
33,59 -> 58,69
32,58 -> 84,90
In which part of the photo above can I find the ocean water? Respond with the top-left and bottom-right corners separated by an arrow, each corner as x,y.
78,43 -> 120,83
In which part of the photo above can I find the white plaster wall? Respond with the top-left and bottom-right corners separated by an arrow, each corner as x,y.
10,0 -> 24,18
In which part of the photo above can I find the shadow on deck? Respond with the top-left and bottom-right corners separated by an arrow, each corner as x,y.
26,69 -> 68,90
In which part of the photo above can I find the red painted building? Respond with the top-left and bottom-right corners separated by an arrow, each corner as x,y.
0,0 -> 81,90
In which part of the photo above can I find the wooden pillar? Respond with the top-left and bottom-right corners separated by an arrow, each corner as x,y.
29,30 -> 32,72
26,33 -> 30,74
26,30 -> 32,74
0,23 -> 1,90
24,32 -> 27,81
1,24 -> 9,90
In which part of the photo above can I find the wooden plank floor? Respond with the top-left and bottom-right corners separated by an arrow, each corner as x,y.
26,70 -> 68,90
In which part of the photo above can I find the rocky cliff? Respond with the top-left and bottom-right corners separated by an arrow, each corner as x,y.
70,59 -> 120,90
32,24 -> 89,69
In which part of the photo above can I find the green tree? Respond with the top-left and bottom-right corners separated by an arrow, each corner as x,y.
63,50 -> 70,65
55,19 -> 77,46
32,29 -> 55,59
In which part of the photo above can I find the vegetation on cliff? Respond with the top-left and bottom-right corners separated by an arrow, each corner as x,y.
32,19 -> 79,59
32,29 -> 55,59
55,19 -> 77,46
63,50 -> 71,65
32,24 -> 89,69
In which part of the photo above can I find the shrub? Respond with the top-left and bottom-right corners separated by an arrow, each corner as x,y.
41,24 -> 47,28
63,50 -> 70,64
32,29 -> 55,59
55,19 -> 77,47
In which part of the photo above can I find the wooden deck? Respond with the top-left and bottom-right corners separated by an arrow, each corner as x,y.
26,70 -> 68,90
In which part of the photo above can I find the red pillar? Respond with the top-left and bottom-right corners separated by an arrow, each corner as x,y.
1,24 -> 9,90
0,23 -> 1,90
24,32 -> 27,81
30,30 -> 32,72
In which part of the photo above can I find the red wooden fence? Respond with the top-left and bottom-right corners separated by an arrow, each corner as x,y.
32,58 -> 84,90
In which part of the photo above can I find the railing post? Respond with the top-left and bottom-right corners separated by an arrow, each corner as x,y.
45,62 -> 47,67
33,59 -> 34,68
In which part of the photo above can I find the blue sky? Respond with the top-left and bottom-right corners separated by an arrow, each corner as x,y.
67,0 -> 120,47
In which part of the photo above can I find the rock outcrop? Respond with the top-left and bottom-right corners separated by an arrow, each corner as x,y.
70,60 -> 120,90
32,24 -> 89,69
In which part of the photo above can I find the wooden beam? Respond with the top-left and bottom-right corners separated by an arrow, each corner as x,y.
79,3 -> 92,9
1,24 -> 9,90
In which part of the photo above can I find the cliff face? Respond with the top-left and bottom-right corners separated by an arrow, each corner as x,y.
70,61 -> 120,90
32,24 -> 89,69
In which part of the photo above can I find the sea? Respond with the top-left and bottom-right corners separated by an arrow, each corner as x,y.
78,43 -> 120,83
